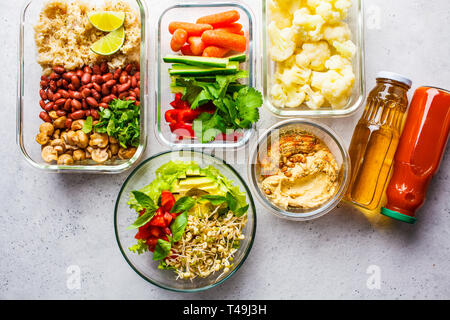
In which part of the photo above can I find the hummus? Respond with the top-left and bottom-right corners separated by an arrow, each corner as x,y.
260,130 -> 339,210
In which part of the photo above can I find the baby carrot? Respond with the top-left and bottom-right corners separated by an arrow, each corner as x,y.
201,30 -> 247,53
180,44 -> 194,56
214,23 -> 243,34
168,22 -> 212,37
170,29 -> 188,52
215,27 -> 244,35
188,36 -> 206,56
202,46 -> 231,58
196,10 -> 240,28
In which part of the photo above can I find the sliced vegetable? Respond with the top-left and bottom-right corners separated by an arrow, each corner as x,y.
88,11 -> 125,32
163,55 -> 229,68
90,26 -> 125,56
196,10 -> 240,28
228,53 -> 247,62
169,62 -> 239,76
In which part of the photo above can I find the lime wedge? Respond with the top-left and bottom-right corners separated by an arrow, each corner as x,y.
89,11 -> 125,32
90,27 -> 125,56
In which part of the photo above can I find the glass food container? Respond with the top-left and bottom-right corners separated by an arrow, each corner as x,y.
17,0 -> 149,173
248,119 -> 350,221
155,1 -> 257,149
115,150 -> 256,292
262,0 -> 365,118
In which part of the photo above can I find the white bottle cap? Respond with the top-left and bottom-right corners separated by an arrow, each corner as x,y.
376,71 -> 412,88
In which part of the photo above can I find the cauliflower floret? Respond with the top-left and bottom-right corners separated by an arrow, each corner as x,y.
270,0 -> 303,28
276,64 -> 312,87
268,22 -> 297,62
311,69 -> 354,109
323,22 -> 351,42
293,8 -> 325,41
295,41 -> 331,71
332,40 -> 356,59
301,85 -> 325,109
270,82 -> 288,108
285,87 -> 307,108
333,0 -> 352,18
325,54 -> 351,70
315,1 -> 341,24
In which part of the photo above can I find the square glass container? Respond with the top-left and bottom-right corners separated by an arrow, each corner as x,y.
262,0 -> 365,118
155,1 -> 257,149
17,0 -> 149,173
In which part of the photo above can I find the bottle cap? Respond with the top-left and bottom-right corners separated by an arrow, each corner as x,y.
380,207 -> 417,224
376,71 -> 412,88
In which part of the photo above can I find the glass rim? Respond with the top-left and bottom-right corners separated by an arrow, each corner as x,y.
248,118 -> 351,221
114,149 -> 257,292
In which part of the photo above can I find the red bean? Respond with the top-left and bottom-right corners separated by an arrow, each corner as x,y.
71,75 -> 80,89
44,102 -> 54,112
84,83 -> 94,89
49,72 -> 60,80
86,97 -> 98,108
102,73 -> 113,82
83,66 -> 92,74
69,91 -> 82,100
81,73 -> 92,85
91,109 -> 99,120
63,72 -> 75,81
65,118 -> 73,129
113,68 -> 122,80
57,89 -> 70,99
92,75 -> 103,84
105,79 -> 116,88
69,110 -> 85,120
82,99 -> 88,110
81,88 -> 91,99
102,95 -> 114,104
56,110 -> 67,117
100,62 -> 108,74
71,99 -> 82,110
64,99 -> 72,111
52,93 -> 62,102
40,100 -> 46,109
119,72 -> 128,84
40,80 -> 49,89
39,111 -> 52,123
134,72 -> 140,81
76,70 -> 84,78
85,110 -> 91,117
92,82 -> 102,92
49,81 -> 57,92
92,64 -> 101,75
91,89 -> 101,101
131,76 -> 138,88
56,79 -> 63,87
101,83 -> 110,96
55,98 -> 66,107
125,64 -> 133,73
118,92 -> 129,99
39,89 -> 47,100
118,80 -> 131,93
99,102 -> 109,109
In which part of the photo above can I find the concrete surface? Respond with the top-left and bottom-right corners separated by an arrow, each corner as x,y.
0,0 -> 449,299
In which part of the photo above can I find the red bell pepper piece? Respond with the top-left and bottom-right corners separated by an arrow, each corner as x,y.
178,109 -> 200,123
165,109 -> 179,124
172,123 -> 195,139
160,191 -> 176,212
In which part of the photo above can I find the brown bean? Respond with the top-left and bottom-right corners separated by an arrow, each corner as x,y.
90,109 -> 99,120
100,62 -> 109,73
71,75 -> 80,89
64,99 -> 72,111
55,98 -> 66,107
69,91 -> 82,100
46,89 -> 54,101
131,76 -> 138,88
92,64 -> 101,75
69,110 -> 85,120
62,79 -> 69,89
99,102 -> 109,109
125,64 -> 133,73
113,68 -> 122,80
56,79 -> 63,88
39,89 -> 47,100
92,82 -> 102,92
91,89 -> 101,101
82,99 -> 88,110
52,93 -> 62,102
105,79 -> 116,88
118,80 -> 131,93
129,90 -> 137,98
85,110 -> 91,117
118,92 -> 129,99
56,110 -> 67,117
86,97 -> 98,108
102,73 -> 113,82
81,73 -> 92,85
52,66 -> 65,74
49,81 -> 57,92
102,95 -> 114,104
134,87 -> 140,97
83,66 -> 92,74
39,111 -> 52,123
81,88 -> 91,99
111,85 -> 118,96
44,102 -> 54,112
84,83 -> 94,89
65,118 -> 73,129
40,80 -> 49,89
68,84 -> 75,91
126,96 -> 136,101
134,72 -> 140,81
39,100 -> 46,109
92,75 -> 103,84
71,99 -> 82,110
49,72 -> 60,80
75,70 -> 84,78
119,72 -> 128,84
59,89 -> 70,99
41,75 -> 49,81
101,83 -> 110,96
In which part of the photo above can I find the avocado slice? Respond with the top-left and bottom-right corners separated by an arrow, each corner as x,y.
171,176 -> 223,195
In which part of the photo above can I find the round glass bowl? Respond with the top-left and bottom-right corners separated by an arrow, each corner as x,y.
248,119 -> 350,221
114,150 -> 256,292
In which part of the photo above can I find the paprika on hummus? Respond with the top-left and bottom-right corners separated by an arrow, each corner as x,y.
259,130 -> 339,210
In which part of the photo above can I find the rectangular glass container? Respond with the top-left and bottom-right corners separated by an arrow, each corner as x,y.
262,0 -> 365,118
17,0 -> 149,173
155,1 -> 257,149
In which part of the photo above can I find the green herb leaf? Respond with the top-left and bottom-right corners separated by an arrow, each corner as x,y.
82,116 -> 93,134
226,192 -> 238,212
235,204 -> 249,217
201,195 -> 227,206
170,211 -> 188,242
170,196 -> 196,214
131,191 -> 158,211
127,209 -> 156,230
153,239 -> 172,261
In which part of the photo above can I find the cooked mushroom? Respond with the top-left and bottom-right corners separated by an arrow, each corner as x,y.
109,143 -> 119,155
52,129 -> 61,140
89,133 -> 109,149
48,111 -> 58,120
118,147 -> 137,160
57,153 -> 74,165
109,136 -> 119,144
71,119 -> 85,131
41,146 -> 58,163
73,149 -> 86,162
53,116 -> 67,129
91,148 -> 109,163
51,139 -> 66,154
39,122 -> 54,136
74,130 -> 89,149
36,132 -> 50,146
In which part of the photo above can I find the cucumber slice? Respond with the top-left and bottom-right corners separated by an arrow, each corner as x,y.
164,55 -> 229,68
228,53 -> 247,62
169,61 -> 239,76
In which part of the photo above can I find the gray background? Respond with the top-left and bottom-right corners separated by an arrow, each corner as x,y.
1,0 -> 449,299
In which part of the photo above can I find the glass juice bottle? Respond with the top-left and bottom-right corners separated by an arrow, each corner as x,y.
344,72 -> 412,216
